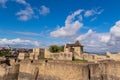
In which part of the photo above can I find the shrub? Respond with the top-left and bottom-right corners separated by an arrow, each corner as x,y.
49,45 -> 64,53
73,59 -> 88,62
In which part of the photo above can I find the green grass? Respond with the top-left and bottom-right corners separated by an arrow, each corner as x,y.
73,59 -> 88,63
0,53 -> 11,57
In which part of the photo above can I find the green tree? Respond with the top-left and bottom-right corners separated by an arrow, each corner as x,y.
59,45 -> 64,52
0,49 -> 11,57
49,45 -> 59,53
49,45 -> 64,53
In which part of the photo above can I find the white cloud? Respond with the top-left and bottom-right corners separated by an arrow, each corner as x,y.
15,31 -> 40,36
39,5 -> 50,15
16,0 -> 29,6
16,6 -> 34,21
50,9 -> 83,38
76,20 -> 120,53
84,8 -> 103,17
110,20 -> 120,37
76,29 -> 94,41
100,34 -> 111,43
16,4 -> 50,21
0,0 -> 7,8
50,8 -> 103,38
0,38 -> 40,48
76,31 -> 110,52
0,0 -> 50,21
107,20 -> 120,47
15,0 -> 37,21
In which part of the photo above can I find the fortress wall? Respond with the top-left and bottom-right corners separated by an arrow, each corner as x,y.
0,65 -> 6,79
0,64 -> 19,80
89,61 -> 120,80
109,54 -> 120,61
1,60 -> 120,80
18,60 -> 89,80
4,64 -> 20,80
45,49 -> 73,60
16,60 -> 120,80
50,53 -> 72,60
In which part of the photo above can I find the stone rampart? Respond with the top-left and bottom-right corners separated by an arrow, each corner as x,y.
0,60 -> 120,80
18,60 -> 88,80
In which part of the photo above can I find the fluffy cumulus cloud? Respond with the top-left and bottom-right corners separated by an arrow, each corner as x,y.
16,4 -> 50,21
0,0 -> 50,21
16,6 -> 34,21
16,5 -> 50,21
15,0 -> 50,21
76,20 -> 120,53
39,5 -> 50,15
0,0 -> 7,8
15,0 -> 35,21
107,20 -> 120,48
110,20 -> 120,37
76,29 -> 94,41
100,34 -> 111,43
0,38 -> 40,48
76,31 -> 109,52
84,8 -> 103,17
50,8 -> 104,38
50,9 -> 83,38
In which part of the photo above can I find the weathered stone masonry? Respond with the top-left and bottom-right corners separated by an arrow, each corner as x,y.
0,60 -> 120,80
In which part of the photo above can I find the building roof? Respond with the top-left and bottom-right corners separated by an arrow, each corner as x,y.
66,41 -> 83,48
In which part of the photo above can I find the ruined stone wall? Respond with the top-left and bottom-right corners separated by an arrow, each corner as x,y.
18,60 -> 120,80
0,65 -> 6,79
18,53 -> 25,60
106,53 -> 120,61
4,64 -> 19,80
73,47 -> 82,56
82,53 -> 94,61
45,49 -> 72,60
18,60 -> 89,80
89,61 -> 120,80
0,64 -> 19,80
44,49 -> 51,58
64,44 -> 69,53
1,60 -> 120,80
49,53 -> 72,60
82,53 -> 108,62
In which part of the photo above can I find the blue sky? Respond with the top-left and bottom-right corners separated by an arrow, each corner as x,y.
0,0 -> 120,53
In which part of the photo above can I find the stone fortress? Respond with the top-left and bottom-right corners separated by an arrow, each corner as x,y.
1,41 -> 120,80
18,40 -> 120,62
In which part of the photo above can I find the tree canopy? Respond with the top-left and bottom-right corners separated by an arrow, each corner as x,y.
0,49 -> 12,57
49,45 -> 64,53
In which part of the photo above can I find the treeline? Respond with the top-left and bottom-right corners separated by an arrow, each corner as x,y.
0,49 -> 11,56
49,45 -> 64,53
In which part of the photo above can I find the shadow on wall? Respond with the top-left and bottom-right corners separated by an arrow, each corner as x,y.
34,67 -> 39,80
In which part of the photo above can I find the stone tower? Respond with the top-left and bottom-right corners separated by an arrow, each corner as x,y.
64,41 -> 83,56
32,48 -> 45,60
